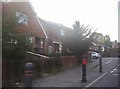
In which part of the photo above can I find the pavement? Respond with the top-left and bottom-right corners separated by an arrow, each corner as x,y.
33,58 -> 115,87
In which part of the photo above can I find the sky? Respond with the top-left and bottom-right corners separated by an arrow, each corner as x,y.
30,0 -> 118,41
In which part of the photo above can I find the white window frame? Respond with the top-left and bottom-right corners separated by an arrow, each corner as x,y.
40,40 -> 44,48
16,12 -> 28,25
61,29 -> 64,36
7,33 -> 17,44
26,36 -> 33,44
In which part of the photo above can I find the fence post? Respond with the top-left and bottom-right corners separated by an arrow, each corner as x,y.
25,62 -> 33,87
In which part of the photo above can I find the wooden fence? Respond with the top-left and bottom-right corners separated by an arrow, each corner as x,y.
2,51 -> 92,87
2,59 -> 25,87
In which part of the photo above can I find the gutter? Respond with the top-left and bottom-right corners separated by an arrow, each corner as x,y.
27,51 -> 49,59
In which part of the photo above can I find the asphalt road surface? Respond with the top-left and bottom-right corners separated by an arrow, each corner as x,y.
33,57 -> 119,88
84,57 -> 119,88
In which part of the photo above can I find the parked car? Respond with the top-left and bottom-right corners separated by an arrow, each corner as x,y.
91,52 -> 100,59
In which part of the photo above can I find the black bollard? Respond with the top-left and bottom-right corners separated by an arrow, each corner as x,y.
81,58 -> 87,82
99,57 -> 102,73
98,46 -> 103,73
25,62 -> 33,87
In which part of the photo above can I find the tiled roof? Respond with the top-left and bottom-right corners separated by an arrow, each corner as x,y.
39,18 -> 73,43
3,1 -> 46,38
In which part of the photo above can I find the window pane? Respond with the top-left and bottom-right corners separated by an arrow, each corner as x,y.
16,12 -> 28,25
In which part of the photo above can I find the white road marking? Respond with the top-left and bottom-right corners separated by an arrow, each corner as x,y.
106,60 -> 112,64
110,71 -> 114,73
112,74 -> 119,76
110,68 -> 116,73
110,67 -> 118,76
85,72 -> 107,88
110,67 -> 118,73
113,68 -> 117,71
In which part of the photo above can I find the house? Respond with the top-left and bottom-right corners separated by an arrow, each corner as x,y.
2,0 -> 47,54
112,40 -> 118,49
39,18 -> 73,55
118,43 -> 120,48
89,42 -> 105,52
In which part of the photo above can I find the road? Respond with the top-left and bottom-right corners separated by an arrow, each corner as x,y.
33,57 -> 119,88
84,57 -> 119,88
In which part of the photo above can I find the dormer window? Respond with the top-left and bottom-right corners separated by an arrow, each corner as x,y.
16,12 -> 28,25
61,29 -> 64,36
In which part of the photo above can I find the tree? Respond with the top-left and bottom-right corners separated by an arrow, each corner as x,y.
2,12 -> 32,60
90,32 -> 105,45
104,35 -> 112,52
62,21 -> 93,65
104,35 -> 111,46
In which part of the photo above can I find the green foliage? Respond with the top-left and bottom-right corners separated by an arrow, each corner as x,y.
104,35 -> 111,46
90,32 -> 112,54
2,16 -> 33,59
62,21 -> 93,63
103,35 -> 112,52
90,32 -> 105,45
73,21 -> 92,39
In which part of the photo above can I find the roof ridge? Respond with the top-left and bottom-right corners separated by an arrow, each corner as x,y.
28,0 -> 48,38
